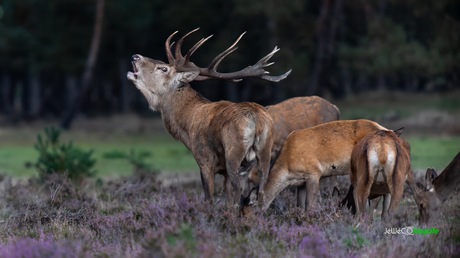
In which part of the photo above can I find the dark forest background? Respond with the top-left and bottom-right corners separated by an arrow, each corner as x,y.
0,0 -> 459,129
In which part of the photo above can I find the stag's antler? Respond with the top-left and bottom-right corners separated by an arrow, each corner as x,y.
165,28 -> 291,82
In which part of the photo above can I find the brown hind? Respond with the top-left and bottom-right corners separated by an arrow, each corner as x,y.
350,130 -> 412,221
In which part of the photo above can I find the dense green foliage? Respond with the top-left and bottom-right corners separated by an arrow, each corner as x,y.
34,127 -> 96,181
0,0 -> 458,120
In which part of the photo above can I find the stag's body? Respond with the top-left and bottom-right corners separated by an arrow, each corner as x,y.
350,130 -> 412,221
161,85 -> 274,204
241,119 -> 389,215
127,29 -> 290,205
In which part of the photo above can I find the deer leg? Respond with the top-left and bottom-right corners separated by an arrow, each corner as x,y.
199,169 -> 215,203
225,156 -> 247,207
296,184 -> 307,210
380,194 -> 390,220
388,188 -> 403,219
305,176 -> 320,212
223,173 -> 234,206
354,183 -> 371,221
341,185 -> 357,214
255,141 -> 272,202
370,195 -> 382,217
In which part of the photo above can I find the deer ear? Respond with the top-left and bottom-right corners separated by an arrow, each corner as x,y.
424,168 -> 438,191
425,168 -> 438,182
394,127 -> 405,136
177,71 -> 199,83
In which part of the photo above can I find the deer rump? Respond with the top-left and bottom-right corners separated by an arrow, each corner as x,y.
189,101 -> 274,205
208,102 -> 273,176
350,130 -> 411,219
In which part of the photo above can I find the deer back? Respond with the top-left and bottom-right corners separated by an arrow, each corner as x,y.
275,119 -> 388,171
265,96 -> 340,159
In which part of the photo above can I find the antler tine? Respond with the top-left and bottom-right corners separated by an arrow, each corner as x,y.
208,32 -> 246,71
165,31 -> 178,64
174,28 -> 200,64
247,46 -> 292,82
261,69 -> 292,82
185,34 -> 213,63
257,47 -> 280,68
173,30 -> 291,83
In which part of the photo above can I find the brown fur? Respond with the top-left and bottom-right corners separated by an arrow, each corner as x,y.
127,55 -> 274,206
266,96 -> 340,159
350,130 -> 412,221
240,119 -> 389,215
242,96 -> 340,197
413,152 -> 460,224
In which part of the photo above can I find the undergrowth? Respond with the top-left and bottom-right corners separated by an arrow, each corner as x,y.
0,174 -> 458,257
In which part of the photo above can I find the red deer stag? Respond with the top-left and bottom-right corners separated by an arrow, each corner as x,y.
413,152 -> 460,224
240,119 -> 392,215
243,97 -> 340,202
349,130 -> 412,221
127,28 -> 291,206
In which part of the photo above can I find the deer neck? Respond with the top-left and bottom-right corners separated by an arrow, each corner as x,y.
159,85 -> 210,149
433,152 -> 460,202
259,166 -> 292,211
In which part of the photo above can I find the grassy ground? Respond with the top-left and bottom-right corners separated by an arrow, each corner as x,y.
0,130 -> 458,178
335,90 -> 460,120
0,91 -> 459,257
0,90 -> 459,179
0,132 -> 198,178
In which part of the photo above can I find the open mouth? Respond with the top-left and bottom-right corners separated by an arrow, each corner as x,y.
132,61 -> 138,73
127,62 -> 138,81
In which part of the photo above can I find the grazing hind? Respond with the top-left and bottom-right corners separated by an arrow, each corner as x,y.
350,130 -> 412,221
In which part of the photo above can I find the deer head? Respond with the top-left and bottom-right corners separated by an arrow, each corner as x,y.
413,152 -> 460,224
127,28 -> 291,111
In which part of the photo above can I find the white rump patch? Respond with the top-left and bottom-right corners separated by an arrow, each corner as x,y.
368,149 -> 379,166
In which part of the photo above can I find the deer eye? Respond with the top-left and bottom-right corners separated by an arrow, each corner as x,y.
157,66 -> 168,73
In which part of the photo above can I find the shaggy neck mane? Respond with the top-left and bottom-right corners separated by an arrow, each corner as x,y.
159,85 -> 210,149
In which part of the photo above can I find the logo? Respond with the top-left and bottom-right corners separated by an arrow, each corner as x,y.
384,227 -> 439,235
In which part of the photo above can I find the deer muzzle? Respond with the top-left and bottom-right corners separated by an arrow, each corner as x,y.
127,54 -> 142,81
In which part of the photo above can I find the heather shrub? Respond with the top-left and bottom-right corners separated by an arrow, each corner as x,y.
33,127 -> 96,181
0,171 -> 458,257
0,233 -> 84,258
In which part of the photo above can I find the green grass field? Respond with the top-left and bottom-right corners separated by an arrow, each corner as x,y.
0,90 -> 459,178
0,130 -> 458,178
0,132 -> 198,178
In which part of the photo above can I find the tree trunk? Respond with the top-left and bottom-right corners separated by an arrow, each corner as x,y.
65,74 -> 78,110
24,69 -> 41,119
307,0 -> 343,96
1,73 -> 15,121
61,0 -> 105,129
